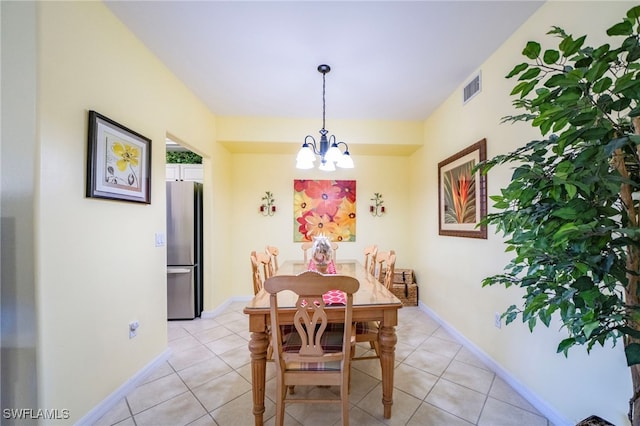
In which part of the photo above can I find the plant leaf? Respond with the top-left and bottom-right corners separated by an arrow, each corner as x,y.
543,49 -> 560,64
506,63 -> 529,78
592,77 -> 612,93
523,41 -> 541,59
607,20 -> 633,36
627,5 -> 640,20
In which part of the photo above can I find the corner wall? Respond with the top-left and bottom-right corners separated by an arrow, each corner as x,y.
33,2 -> 229,422
1,1 -> 38,415
410,2 -> 633,424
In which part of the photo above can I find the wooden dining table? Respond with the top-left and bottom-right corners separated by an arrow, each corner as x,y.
243,259 -> 403,425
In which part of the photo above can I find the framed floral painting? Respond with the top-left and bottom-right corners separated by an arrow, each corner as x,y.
294,179 -> 356,242
438,138 -> 487,239
86,110 -> 152,204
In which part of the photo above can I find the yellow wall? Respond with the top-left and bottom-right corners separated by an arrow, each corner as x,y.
410,1 -> 633,424
33,2 -> 231,421
217,115 -> 425,147
228,152 -> 413,296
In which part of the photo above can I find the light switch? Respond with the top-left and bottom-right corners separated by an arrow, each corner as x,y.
155,232 -> 165,247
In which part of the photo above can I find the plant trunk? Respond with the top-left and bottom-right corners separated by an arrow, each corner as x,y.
616,117 -> 640,425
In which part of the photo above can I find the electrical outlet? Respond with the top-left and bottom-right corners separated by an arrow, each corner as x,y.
129,321 -> 140,339
494,312 -> 501,329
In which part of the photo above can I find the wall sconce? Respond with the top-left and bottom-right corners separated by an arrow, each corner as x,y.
370,193 -> 385,217
259,191 -> 276,216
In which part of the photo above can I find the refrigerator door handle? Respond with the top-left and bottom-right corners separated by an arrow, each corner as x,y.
167,267 -> 191,274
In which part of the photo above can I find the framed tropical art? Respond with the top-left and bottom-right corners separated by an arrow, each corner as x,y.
438,138 -> 487,239
86,110 -> 152,204
293,179 -> 356,242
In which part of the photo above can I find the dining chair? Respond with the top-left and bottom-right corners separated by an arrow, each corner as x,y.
301,242 -> 313,263
331,242 -> 339,261
353,252 -> 396,362
265,245 -> 279,271
264,271 -> 359,426
254,251 -> 274,279
251,250 -> 279,360
250,251 -> 264,294
382,252 -> 396,290
363,245 -> 378,276
374,249 -> 396,282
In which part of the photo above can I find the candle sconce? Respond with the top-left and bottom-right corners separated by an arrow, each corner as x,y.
259,191 -> 276,216
370,193 -> 386,217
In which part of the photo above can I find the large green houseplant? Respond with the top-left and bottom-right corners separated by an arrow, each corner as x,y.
479,6 -> 640,425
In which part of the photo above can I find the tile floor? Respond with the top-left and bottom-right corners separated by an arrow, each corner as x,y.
94,303 -> 553,426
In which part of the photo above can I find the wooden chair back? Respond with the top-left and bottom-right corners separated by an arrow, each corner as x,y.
331,242 -> 339,261
265,245 -> 279,271
301,242 -> 313,263
382,253 -> 396,290
363,245 -> 378,276
250,251 -> 263,294
374,250 -> 396,282
264,271 -> 359,425
255,251 -> 274,279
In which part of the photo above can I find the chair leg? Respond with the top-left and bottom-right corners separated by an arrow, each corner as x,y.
266,343 -> 273,361
341,375 -> 350,426
372,340 -> 380,358
276,379 -> 286,426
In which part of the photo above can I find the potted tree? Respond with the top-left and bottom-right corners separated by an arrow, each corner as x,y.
479,6 -> 640,425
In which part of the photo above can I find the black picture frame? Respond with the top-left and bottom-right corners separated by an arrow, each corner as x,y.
86,110 -> 151,204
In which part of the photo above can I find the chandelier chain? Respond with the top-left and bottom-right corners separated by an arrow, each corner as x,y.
322,72 -> 326,130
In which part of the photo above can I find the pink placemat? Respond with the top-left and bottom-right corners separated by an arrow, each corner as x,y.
323,289 -> 346,305
303,261 -> 345,305
307,260 -> 337,274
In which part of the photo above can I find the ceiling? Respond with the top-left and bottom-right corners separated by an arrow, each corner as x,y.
105,1 -> 544,124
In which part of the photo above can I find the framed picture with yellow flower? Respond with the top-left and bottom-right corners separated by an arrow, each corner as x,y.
294,179 -> 356,242
86,110 -> 151,204
438,138 -> 487,239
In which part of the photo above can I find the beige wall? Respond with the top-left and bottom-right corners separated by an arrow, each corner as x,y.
410,1 -> 633,424
33,2 -> 230,421
227,152 -> 413,296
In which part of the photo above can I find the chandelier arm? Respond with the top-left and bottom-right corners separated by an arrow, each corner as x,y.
334,141 -> 350,151
304,135 -> 320,155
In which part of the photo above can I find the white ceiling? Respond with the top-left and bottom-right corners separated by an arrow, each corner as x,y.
105,1 -> 544,122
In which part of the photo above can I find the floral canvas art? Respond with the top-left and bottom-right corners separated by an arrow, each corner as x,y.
294,179 -> 356,242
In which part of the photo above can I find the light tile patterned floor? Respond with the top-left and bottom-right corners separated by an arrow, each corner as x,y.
93,304 -> 552,426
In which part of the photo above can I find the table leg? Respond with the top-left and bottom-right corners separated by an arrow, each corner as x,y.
248,330 -> 269,426
378,324 -> 397,419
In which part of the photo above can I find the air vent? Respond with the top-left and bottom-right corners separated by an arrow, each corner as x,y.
463,72 -> 482,104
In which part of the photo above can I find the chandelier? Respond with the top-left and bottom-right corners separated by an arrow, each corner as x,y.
296,64 -> 354,171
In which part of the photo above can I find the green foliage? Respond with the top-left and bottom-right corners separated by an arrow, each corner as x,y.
166,151 -> 202,164
479,6 -> 640,364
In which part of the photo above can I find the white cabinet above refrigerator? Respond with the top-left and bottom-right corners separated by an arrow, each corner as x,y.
166,164 -> 203,182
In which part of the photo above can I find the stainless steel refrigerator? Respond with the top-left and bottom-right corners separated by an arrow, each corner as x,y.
166,181 -> 203,320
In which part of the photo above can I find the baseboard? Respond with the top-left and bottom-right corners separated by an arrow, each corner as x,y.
75,348 -> 171,425
419,302 -> 571,426
200,295 -> 252,319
